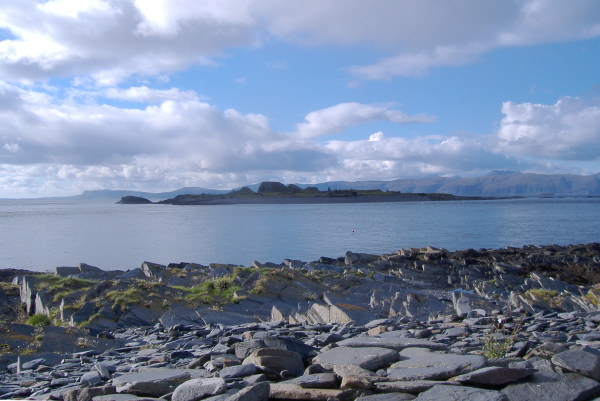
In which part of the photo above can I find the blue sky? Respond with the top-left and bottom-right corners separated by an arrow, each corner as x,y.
0,0 -> 599,197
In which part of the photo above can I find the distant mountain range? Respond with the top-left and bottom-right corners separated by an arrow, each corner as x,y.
70,172 -> 600,201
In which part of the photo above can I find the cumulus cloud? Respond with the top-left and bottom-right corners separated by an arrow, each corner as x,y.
294,102 -> 435,139
1,1 -> 599,84
0,0 -> 257,84
324,131 -> 520,180
497,97 -> 600,161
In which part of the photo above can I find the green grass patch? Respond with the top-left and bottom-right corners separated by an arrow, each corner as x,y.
26,314 -> 51,327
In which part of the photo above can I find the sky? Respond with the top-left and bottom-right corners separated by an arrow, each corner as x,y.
0,0 -> 599,198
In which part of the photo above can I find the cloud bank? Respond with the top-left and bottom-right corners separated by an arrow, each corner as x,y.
0,0 -> 598,196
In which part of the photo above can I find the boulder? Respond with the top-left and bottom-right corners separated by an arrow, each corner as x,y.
387,347 -> 486,381
551,347 -> 600,381
243,348 -> 304,377
112,369 -> 190,397
414,384 -> 508,401
171,377 -> 227,401
312,346 -> 399,371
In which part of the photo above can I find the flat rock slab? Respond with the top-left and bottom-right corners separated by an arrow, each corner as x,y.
551,347 -> 600,380
171,377 -> 226,401
502,371 -> 600,401
112,369 -> 190,397
337,337 -> 447,351
452,366 -> 536,386
388,347 -> 486,380
269,382 -> 350,401
312,346 -> 399,371
415,384 -> 508,401
373,380 -> 459,394
355,393 -> 416,401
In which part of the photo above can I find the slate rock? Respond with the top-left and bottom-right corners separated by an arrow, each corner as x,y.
415,384 -> 508,401
337,337 -> 447,351
62,385 -> 116,401
388,347 -> 486,380
112,369 -> 190,397
551,347 -> 600,380
243,348 -> 304,377
268,382 -> 349,401
355,394 -> 416,401
502,371 -> 600,401
80,371 -> 105,387
172,377 -> 227,401
223,381 -> 270,401
285,373 -> 339,389
219,363 -> 258,379
452,366 -> 536,386
313,346 -> 399,371
373,380 -> 459,394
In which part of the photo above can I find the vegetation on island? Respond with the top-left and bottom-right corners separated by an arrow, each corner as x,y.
118,181 -> 495,205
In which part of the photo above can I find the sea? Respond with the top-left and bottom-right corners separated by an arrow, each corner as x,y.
0,197 -> 598,272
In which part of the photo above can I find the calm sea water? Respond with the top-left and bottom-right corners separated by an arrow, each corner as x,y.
0,197 -> 598,271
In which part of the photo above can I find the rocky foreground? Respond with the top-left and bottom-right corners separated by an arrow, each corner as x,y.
1,243 -> 600,400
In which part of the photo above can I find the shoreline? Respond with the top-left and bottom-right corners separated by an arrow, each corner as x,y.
1,242 -> 600,399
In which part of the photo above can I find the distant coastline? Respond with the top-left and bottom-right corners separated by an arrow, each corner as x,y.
118,181 -> 505,205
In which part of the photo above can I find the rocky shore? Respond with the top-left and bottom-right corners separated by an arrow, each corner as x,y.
1,243 -> 600,400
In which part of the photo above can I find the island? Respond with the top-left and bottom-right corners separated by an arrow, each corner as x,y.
117,181 -> 499,205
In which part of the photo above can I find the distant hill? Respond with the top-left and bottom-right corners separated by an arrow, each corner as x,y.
56,172 -> 600,201
305,172 -> 600,197
72,186 -> 228,201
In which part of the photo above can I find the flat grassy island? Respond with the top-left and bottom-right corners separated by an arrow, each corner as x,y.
118,181 -> 495,205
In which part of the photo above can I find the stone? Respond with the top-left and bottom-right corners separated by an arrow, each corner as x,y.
388,347 -> 486,380
219,363 -> 257,379
268,382 -> 349,401
243,348 -> 304,377
355,394 -> 416,401
62,385 -> 116,401
224,381 -> 270,401
373,380 -> 459,394
551,347 -> 600,380
452,366 -> 535,386
112,369 -> 190,397
502,371 -> 600,401
337,336 -> 447,351
80,371 -> 105,387
171,378 -> 227,401
285,373 -> 338,389
312,346 -> 399,371
415,384 -> 508,401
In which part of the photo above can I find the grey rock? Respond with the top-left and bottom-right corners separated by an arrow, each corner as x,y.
224,382 -> 270,401
313,346 -> 399,371
356,394 -> 416,401
502,371 -> 600,401
243,348 -> 304,377
373,380 -> 459,394
415,384 -> 508,401
284,373 -> 338,389
112,369 -> 190,397
388,347 -> 486,380
551,347 -> 600,380
452,366 -> 535,386
337,336 -> 447,351
219,363 -> 257,379
171,377 -> 227,401
80,371 -> 105,387
63,385 -> 116,401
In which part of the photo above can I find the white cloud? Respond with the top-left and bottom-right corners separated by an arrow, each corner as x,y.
497,97 -> 600,161
294,102 -> 435,139
1,1 -> 598,84
0,0 -> 257,85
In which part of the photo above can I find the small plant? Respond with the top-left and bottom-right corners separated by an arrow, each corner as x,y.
26,314 -> 51,327
481,317 -> 523,359
524,288 -> 561,308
